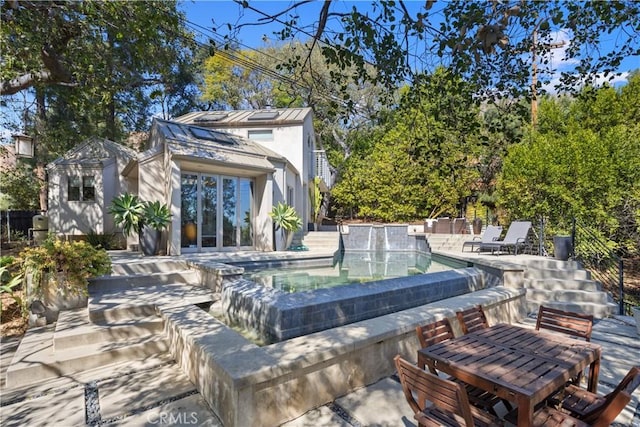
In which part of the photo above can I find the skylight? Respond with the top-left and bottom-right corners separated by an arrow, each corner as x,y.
248,111 -> 280,121
194,112 -> 229,122
190,128 -> 235,144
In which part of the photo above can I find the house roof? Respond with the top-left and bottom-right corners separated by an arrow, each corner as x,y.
173,107 -> 312,128
150,119 -> 288,172
47,137 -> 137,170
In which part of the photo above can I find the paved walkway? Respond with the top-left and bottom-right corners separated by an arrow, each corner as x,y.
2,315 -> 638,426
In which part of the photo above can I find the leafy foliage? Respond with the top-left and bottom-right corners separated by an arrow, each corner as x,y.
16,237 -> 112,301
108,193 -> 145,237
0,265 -> 24,314
497,73 -> 640,254
332,68 -> 483,221
269,203 -> 303,233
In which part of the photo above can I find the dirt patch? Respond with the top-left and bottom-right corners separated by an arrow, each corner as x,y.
1,290 -> 27,338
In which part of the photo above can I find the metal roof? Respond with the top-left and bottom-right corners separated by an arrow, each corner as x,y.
173,107 -> 312,128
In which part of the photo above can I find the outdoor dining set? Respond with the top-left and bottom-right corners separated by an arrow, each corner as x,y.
395,305 -> 640,426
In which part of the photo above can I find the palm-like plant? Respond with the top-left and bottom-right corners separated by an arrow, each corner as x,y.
269,202 -> 303,232
108,193 -> 145,237
143,200 -> 172,230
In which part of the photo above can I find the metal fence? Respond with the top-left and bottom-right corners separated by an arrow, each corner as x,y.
1,210 -> 39,242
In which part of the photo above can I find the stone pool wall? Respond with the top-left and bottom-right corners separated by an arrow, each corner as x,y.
162,286 -> 527,427
223,267 -> 485,342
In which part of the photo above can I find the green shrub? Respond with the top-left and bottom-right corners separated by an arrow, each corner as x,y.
16,237 -> 112,300
0,265 -> 24,314
86,231 -> 117,250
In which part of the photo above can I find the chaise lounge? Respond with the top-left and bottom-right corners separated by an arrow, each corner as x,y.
461,225 -> 503,252
480,220 -> 532,255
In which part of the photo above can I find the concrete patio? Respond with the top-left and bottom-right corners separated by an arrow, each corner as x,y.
1,239 -> 638,426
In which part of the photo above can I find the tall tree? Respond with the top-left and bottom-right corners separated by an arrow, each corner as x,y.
1,1 -> 199,209
331,68 -> 483,221
215,1 -> 639,105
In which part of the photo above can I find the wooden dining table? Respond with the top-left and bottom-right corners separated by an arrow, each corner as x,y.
417,323 -> 601,427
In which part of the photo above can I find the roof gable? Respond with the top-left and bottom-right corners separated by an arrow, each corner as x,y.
173,107 -> 312,128
48,137 -> 137,168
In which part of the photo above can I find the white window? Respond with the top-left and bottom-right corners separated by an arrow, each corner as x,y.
68,175 -> 95,201
248,130 -> 273,141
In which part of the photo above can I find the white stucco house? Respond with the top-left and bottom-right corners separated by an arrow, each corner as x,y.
47,137 -> 137,239
47,107 -> 331,254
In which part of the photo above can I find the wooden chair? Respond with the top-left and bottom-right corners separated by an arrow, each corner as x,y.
536,305 -> 594,386
415,318 -> 508,415
561,365 -> 640,426
394,355 -> 503,427
535,306 -> 593,341
456,305 -> 489,335
505,405 -> 590,427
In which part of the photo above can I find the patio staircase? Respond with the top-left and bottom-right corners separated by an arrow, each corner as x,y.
4,259 -> 214,389
300,231 -> 341,253
426,234 -> 471,252
514,259 -> 618,318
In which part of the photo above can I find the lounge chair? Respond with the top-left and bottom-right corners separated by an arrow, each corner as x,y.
481,220 -> 532,255
461,225 -> 502,252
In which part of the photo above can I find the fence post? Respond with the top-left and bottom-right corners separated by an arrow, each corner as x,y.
618,259 -> 624,315
539,217 -> 545,256
571,217 -> 576,259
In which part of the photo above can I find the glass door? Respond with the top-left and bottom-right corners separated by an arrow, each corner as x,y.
180,174 -> 198,250
201,175 -> 217,248
181,173 -> 253,251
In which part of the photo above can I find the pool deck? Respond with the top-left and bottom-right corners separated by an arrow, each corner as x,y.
1,247 -> 639,426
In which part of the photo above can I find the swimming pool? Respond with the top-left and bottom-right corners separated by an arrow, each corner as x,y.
223,251 -> 480,343
244,251 -> 463,292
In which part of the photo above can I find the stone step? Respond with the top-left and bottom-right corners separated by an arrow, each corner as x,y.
5,326 -> 169,388
525,267 -> 591,280
516,258 -> 584,270
54,308 -> 163,350
89,283 -> 214,324
110,259 -> 191,275
522,278 -> 602,292
525,300 -> 618,319
89,270 -> 200,293
525,288 -> 611,304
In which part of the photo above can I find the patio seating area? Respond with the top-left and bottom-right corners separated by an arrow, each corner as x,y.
0,241 -> 638,426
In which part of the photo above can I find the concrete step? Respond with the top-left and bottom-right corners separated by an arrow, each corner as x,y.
110,259 -> 191,275
522,278 -> 602,292
54,308 -> 163,350
525,267 -> 591,280
525,288 -> 611,304
89,270 -> 200,293
525,300 -> 618,318
5,326 -> 169,388
89,283 -> 214,324
516,258 -> 583,270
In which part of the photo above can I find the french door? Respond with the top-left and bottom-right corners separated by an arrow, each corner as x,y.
180,173 -> 254,251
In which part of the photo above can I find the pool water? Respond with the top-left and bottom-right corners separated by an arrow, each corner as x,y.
244,251 -> 463,293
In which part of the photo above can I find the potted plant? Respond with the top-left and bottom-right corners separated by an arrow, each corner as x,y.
109,193 -> 171,256
269,202 -> 302,251
109,193 -> 145,240
17,238 -> 111,321
140,200 -> 172,256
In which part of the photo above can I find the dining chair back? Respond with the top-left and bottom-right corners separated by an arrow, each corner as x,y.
394,355 -> 502,427
456,305 -> 489,335
535,306 -> 593,341
563,365 -> 640,426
